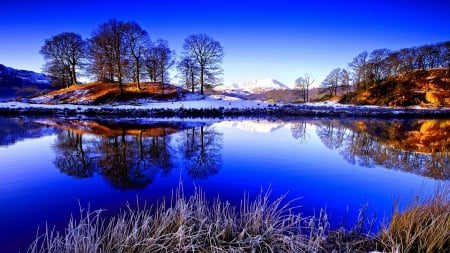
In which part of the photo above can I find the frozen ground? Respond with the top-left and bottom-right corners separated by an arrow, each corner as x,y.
1,95 -> 449,118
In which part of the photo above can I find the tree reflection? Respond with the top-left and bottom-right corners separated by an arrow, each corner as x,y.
95,126 -> 179,190
316,119 -> 450,180
49,119 -> 224,190
290,121 -> 309,143
50,120 -> 178,190
53,130 -> 97,178
179,126 -> 223,179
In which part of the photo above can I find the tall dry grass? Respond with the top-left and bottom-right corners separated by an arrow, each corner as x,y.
27,183 -> 449,253
377,184 -> 450,253
28,185 -> 321,253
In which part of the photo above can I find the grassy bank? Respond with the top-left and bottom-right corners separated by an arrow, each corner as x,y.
28,184 -> 449,253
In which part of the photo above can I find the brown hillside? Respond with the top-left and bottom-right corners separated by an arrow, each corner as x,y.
341,69 -> 450,107
30,81 -> 179,104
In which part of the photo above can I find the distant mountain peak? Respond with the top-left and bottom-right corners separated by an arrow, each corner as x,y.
214,78 -> 291,94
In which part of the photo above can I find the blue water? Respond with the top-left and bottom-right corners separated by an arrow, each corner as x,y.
0,117 -> 446,252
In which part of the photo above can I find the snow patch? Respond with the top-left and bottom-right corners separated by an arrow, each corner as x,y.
214,120 -> 285,133
214,78 -> 291,93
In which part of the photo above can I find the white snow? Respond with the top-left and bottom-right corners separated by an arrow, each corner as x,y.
214,120 -> 285,133
214,79 -> 291,94
0,95 -> 269,111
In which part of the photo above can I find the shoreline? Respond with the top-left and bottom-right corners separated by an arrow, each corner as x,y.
1,101 -> 450,118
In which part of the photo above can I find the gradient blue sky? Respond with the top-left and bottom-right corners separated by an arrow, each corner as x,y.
1,0 -> 449,86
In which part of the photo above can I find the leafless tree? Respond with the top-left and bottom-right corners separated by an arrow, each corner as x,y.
295,74 -> 315,102
123,22 -> 150,90
145,39 -> 175,88
182,34 -> 224,95
294,77 -> 306,102
40,32 -> 86,88
348,51 -> 368,90
89,18 -> 129,93
321,68 -> 341,96
177,56 -> 199,92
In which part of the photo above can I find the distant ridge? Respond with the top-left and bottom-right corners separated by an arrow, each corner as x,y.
0,64 -> 51,99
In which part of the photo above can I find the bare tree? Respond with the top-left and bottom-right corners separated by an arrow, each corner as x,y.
145,39 -> 175,88
40,32 -> 86,88
89,18 -> 129,93
340,69 -> 351,94
294,77 -> 306,102
348,51 -> 368,89
295,73 -> 314,102
368,48 -> 390,83
321,68 -> 341,96
302,73 -> 314,102
182,34 -> 224,95
177,56 -> 199,92
123,22 -> 150,90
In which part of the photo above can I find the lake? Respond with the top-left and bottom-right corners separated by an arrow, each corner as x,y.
0,116 -> 448,252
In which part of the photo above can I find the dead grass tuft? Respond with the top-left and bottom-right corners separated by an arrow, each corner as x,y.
27,183 -> 449,253
377,184 -> 450,253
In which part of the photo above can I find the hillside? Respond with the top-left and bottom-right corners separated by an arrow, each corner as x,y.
30,81 -> 179,105
341,69 -> 450,107
0,64 -> 52,100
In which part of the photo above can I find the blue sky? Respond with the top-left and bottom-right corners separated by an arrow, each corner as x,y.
1,0 -> 449,86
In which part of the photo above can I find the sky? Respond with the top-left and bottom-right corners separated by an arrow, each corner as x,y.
1,0 -> 449,86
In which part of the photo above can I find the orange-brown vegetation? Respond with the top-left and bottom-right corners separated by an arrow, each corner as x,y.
350,119 -> 450,154
341,69 -> 450,107
37,119 -> 178,137
379,185 -> 450,252
34,81 -> 179,104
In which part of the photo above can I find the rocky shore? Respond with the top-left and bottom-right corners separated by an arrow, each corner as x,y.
1,102 -> 450,118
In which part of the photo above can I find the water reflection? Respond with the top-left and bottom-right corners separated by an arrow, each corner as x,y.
315,119 -> 450,180
179,126 -> 223,179
41,119 -> 224,189
0,117 -> 55,146
2,117 -> 448,183
54,131 -> 96,178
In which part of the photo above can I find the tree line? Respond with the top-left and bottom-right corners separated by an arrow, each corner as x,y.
320,41 -> 450,96
40,18 -> 224,95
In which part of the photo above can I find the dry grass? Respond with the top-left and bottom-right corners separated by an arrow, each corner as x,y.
34,81 -> 179,104
28,185 -> 316,253
27,183 -> 449,253
377,184 -> 450,253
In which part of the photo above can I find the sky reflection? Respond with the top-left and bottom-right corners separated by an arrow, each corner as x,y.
0,117 -> 445,252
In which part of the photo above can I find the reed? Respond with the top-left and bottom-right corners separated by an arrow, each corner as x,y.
377,184 -> 450,253
27,183 -> 449,253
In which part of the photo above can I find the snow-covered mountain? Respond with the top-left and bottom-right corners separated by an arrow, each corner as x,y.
0,64 -> 51,99
214,79 -> 291,94
214,120 -> 286,133
0,64 -> 50,84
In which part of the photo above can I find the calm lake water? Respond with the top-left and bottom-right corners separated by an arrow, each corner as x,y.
0,116 -> 448,252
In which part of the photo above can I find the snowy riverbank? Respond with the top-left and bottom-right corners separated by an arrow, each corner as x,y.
1,97 -> 450,118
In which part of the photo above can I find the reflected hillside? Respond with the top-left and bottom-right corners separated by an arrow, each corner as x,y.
35,118 -> 179,137
0,117 -> 56,146
36,118 -> 223,190
315,119 -> 450,180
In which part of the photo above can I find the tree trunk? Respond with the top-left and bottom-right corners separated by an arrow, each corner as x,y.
200,65 -> 204,95
306,86 -> 309,102
70,64 -> 78,85
191,71 -> 195,93
135,66 -> 141,90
